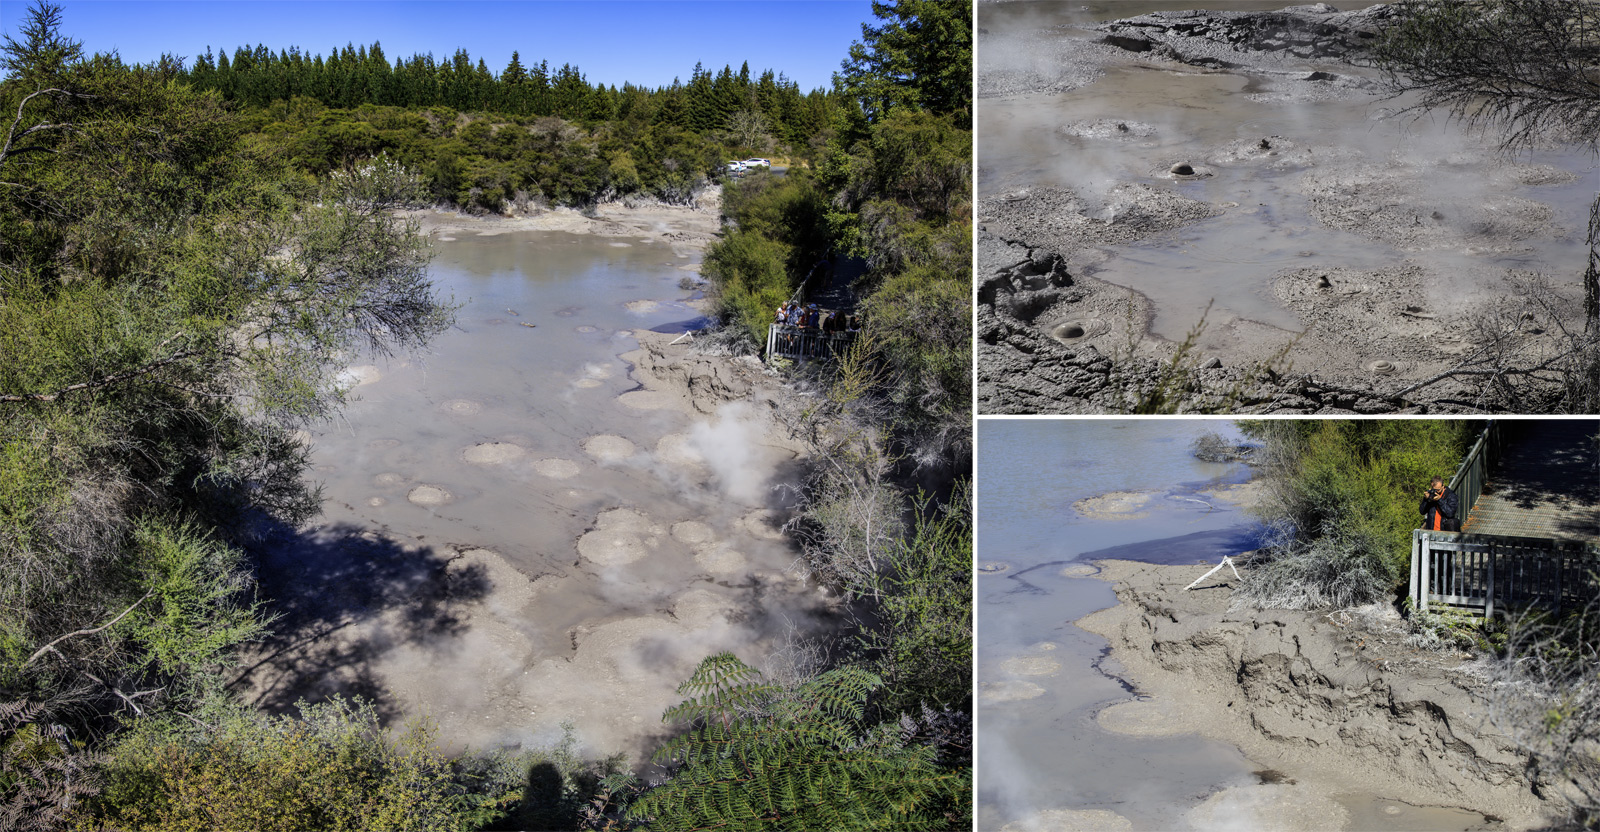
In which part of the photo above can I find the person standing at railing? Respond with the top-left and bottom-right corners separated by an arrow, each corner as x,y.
1419,476 -> 1459,532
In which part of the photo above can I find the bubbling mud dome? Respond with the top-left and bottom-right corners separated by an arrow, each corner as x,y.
240,221 -> 830,763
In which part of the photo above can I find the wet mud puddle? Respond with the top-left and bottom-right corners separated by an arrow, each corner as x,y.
246,228 -> 825,760
980,26 -> 1598,347
976,420 -> 1498,831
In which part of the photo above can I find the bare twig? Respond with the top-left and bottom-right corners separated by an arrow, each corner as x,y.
22,590 -> 155,668
0,88 -> 93,168
0,342 -> 195,404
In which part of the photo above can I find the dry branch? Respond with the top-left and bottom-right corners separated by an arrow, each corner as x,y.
22,589 -> 154,668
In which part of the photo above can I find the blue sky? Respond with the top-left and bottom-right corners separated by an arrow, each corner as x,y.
0,1 -> 873,90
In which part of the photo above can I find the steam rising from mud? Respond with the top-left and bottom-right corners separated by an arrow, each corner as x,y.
688,402 -> 771,505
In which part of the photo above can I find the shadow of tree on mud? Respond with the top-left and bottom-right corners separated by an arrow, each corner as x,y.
230,520 -> 491,724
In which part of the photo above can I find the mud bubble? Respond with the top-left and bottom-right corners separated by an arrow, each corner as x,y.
440,399 -> 482,416
533,458 -> 581,479
1000,808 -> 1133,832
576,507 -> 665,566
1000,656 -> 1063,677
462,443 -> 527,465
583,435 -> 637,462
407,485 -> 453,506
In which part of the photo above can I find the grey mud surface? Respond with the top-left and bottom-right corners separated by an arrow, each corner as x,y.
977,3 -> 1595,414
1078,559 -> 1551,831
235,199 -> 835,764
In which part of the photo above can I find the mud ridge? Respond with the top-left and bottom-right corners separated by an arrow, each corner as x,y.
1077,559 -> 1553,829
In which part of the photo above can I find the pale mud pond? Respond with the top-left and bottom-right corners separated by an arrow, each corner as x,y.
977,420 -> 1500,831
977,1 -> 1599,412
239,225 -> 826,761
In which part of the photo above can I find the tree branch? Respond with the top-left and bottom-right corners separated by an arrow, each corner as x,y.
22,590 -> 155,668
0,343 -> 196,404
1390,340 -> 1595,398
0,87 -> 91,168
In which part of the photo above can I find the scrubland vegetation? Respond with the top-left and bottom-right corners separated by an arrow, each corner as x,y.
0,1 -> 972,828
1234,420 -> 1481,610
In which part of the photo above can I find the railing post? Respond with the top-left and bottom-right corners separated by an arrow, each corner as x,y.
1419,533 -> 1431,612
1555,553 -> 1564,615
1485,547 -> 1495,619
1409,531 -> 1421,611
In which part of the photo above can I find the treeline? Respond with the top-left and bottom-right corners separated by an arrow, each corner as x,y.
240,98 -> 724,210
186,44 -> 832,141
171,44 -> 836,212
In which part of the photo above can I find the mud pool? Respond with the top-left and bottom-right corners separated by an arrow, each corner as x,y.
241,225 -> 828,762
976,420 -> 1497,831
979,1 -> 1598,351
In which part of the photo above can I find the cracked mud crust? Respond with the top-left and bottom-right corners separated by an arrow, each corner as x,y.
1077,559 -> 1553,830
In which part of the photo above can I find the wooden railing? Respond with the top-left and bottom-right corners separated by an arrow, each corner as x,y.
1446,420 -> 1501,523
1410,421 -> 1597,616
1410,532 -> 1597,616
765,325 -> 854,362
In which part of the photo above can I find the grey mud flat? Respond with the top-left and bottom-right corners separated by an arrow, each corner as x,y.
1077,559 -> 1551,831
235,200 -> 838,764
977,2 -> 1597,413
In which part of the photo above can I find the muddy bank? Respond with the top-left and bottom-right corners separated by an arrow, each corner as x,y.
1077,559 -> 1554,830
977,3 -> 1596,413
399,186 -> 722,255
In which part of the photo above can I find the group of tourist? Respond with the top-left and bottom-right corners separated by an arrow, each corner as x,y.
771,301 -> 859,358
774,301 -> 859,335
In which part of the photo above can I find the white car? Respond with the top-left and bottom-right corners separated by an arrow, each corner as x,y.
725,160 -> 746,173
743,158 -> 771,168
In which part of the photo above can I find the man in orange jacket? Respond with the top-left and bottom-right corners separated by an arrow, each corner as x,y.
1419,476 -> 1459,532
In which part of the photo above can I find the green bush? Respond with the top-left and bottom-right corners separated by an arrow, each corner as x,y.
701,230 -> 792,345
86,698 -> 523,832
626,653 -> 968,831
862,484 -> 972,713
1237,421 -> 1480,608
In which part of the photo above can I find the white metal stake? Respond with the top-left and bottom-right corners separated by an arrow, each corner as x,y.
1184,556 -> 1242,591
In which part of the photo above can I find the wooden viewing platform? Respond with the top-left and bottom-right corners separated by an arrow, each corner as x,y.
1410,420 -> 1598,616
1461,420 -> 1598,542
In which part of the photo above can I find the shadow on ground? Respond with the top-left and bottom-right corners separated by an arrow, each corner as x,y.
1488,421 -> 1598,512
231,520 -> 491,723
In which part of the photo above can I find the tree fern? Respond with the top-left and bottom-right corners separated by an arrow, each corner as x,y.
628,653 -> 968,831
